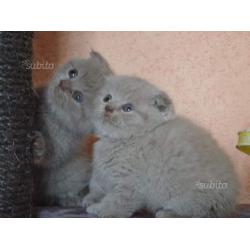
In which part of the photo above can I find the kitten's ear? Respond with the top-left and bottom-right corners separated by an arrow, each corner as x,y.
153,92 -> 175,120
90,50 -> 113,74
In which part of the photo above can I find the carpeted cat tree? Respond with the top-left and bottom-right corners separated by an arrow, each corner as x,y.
0,32 -> 34,217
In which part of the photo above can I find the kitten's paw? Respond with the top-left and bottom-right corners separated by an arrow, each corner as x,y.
82,196 -> 97,209
33,131 -> 46,165
86,203 -> 117,218
81,191 -> 103,209
86,203 -> 103,217
155,208 -> 179,218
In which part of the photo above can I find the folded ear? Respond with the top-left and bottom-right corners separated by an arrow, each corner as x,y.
90,50 -> 113,74
153,91 -> 175,120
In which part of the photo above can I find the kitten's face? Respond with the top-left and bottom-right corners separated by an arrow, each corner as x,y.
93,75 -> 175,139
47,51 -> 112,134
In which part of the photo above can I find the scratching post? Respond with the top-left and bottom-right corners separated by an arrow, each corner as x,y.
0,32 -> 34,217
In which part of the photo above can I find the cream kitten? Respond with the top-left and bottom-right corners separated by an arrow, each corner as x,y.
82,75 -> 239,217
34,51 -> 113,206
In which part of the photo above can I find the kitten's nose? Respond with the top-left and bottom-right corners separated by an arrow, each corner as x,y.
59,79 -> 72,92
105,105 -> 114,113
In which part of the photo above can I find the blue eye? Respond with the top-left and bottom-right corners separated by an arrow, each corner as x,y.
122,103 -> 134,112
68,69 -> 78,79
72,90 -> 83,103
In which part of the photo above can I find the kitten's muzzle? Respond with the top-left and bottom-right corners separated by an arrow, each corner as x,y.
59,79 -> 72,94
104,105 -> 114,114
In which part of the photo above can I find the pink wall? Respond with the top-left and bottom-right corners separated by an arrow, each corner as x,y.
33,32 -> 250,203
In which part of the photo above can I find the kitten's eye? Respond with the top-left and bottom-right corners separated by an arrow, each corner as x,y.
103,94 -> 112,103
68,69 -> 78,79
72,90 -> 83,103
122,103 -> 134,112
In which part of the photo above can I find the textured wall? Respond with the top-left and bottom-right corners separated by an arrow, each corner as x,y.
33,32 -> 250,203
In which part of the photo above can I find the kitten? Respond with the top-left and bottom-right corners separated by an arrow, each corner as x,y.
82,75 -> 239,217
34,51 -> 113,206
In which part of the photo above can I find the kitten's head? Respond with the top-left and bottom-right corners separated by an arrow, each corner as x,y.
93,75 -> 175,139
46,51 -> 112,134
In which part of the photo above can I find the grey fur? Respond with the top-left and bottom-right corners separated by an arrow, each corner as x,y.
82,75 -> 239,217
34,52 -> 113,206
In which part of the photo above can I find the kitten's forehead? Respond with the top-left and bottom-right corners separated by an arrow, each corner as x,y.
56,59 -> 87,76
104,75 -> 158,101
57,56 -> 106,75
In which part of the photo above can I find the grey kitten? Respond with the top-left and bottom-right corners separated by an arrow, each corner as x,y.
82,75 -> 239,217
34,51 -> 113,206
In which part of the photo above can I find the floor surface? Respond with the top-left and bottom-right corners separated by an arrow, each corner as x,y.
33,205 -> 250,218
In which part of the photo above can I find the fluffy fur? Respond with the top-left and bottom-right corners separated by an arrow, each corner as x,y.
82,75 -> 239,217
33,51 -> 113,206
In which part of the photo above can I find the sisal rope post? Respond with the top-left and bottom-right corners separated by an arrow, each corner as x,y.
0,32 -> 34,217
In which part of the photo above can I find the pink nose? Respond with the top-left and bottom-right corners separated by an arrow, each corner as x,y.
105,105 -> 114,113
59,79 -> 72,92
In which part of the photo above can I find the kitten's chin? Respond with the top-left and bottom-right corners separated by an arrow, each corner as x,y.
93,115 -> 130,139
